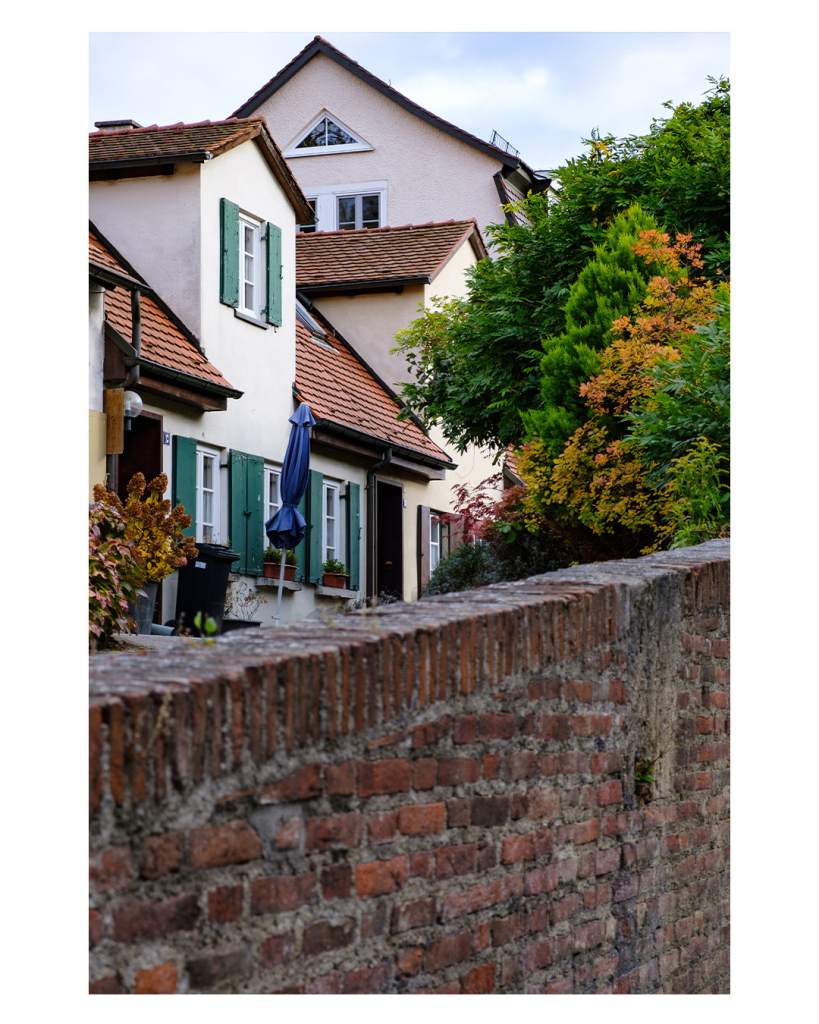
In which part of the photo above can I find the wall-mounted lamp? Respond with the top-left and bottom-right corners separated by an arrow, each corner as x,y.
123,390 -> 143,431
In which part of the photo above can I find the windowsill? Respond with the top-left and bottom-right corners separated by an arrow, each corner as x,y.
254,578 -> 302,592
315,584 -> 359,599
234,309 -> 270,330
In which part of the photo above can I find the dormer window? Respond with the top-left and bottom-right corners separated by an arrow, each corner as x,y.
285,111 -> 373,158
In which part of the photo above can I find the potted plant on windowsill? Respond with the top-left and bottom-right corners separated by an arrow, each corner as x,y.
263,546 -> 298,581
321,558 -> 349,589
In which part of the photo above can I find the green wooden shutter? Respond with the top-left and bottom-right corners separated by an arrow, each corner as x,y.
307,470 -> 324,584
220,198 -> 239,307
229,450 -> 265,575
418,505 -> 431,595
346,481 -> 360,591
172,435 -> 198,539
265,222 -> 282,326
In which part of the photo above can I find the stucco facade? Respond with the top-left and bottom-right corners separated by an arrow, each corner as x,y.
252,52 -> 513,241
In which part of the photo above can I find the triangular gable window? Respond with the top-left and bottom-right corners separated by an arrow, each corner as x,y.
285,111 -> 373,158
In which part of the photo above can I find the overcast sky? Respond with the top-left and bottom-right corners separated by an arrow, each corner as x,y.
89,32 -> 729,173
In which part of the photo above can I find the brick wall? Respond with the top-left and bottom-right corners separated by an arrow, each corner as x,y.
89,539 -> 729,994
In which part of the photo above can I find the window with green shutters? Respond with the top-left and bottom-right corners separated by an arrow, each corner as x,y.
292,469 -> 360,589
220,198 -> 282,326
228,449 -> 265,575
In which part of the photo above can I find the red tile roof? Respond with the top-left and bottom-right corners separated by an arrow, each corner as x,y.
89,117 -> 313,223
294,319 -> 452,465
296,220 -> 486,290
89,228 -> 236,391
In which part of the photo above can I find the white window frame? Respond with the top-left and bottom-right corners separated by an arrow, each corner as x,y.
298,197 -> 319,234
430,514 -> 441,573
196,446 -> 222,544
322,480 -> 342,565
285,110 -> 373,158
238,212 -> 263,319
299,181 -> 388,232
263,465 -> 282,544
337,192 -> 381,231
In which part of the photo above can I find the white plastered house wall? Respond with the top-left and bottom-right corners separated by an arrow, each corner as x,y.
90,137 -> 346,625
89,281 -> 107,501
251,52 -> 513,241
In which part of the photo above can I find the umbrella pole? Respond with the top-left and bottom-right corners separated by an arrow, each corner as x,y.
274,548 -> 287,626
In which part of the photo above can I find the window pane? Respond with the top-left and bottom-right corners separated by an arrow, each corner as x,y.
362,194 -> 380,227
268,473 -> 279,507
243,225 -> 254,253
202,457 -> 213,490
326,119 -> 356,145
297,119 -> 327,148
337,196 -> 356,229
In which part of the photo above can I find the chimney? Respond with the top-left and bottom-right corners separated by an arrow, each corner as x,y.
94,119 -> 143,132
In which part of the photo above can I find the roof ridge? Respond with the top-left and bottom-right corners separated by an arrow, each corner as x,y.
89,116 -> 265,139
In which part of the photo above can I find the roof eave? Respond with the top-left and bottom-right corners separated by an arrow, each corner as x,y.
312,418 -> 454,470
297,275 -> 431,295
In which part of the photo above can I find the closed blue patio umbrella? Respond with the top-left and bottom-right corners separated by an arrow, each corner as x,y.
265,402 -> 316,625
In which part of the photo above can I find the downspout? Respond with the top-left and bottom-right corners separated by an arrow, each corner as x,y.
366,448 -> 392,606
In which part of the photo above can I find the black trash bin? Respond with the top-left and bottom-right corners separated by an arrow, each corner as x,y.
174,543 -> 240,636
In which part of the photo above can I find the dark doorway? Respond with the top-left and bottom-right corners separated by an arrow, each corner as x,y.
376,480 -> 403,600
115,410 -> 164,623
117,410 -> 163,501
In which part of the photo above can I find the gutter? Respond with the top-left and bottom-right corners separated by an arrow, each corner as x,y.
366,448 -> 392,604
89,151 -> 214,172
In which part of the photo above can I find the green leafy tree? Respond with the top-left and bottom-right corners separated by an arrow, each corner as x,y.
393,77 -> 729,453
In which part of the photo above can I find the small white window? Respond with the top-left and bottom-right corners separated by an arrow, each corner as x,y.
196,447 -> 221,544
430,515 -> 441,572
322,480 -> 342,564
263,465 -> 282,542
337,193 -> 380,231
238,213 -> 263,318
286,111 -> 373,158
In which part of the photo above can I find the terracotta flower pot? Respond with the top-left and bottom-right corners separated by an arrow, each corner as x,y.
264,562 -> 296,581
322,572 -> 348,589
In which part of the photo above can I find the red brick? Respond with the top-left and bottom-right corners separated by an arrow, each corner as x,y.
504,750 -> 539,781
396,947 -> 424,977
453,714 -> 477,743
536,713 -> 570,740
596,846 -> 621,875
551,893 -> 580,923
89,909 -> 103,950
438,757 -> 480,786
712,639 -> 729,658
446,797 -> 470,827
368,810 -> 397,844
501,833 -> 535,864
462,963 -> 496,994
483,754 -> 501,779
522,938 -> 552,972
89,705 -> 102,818
250,874 -> 316,915
412,757 -> 438,790
546,975 -> 573,994
259,763 -> 322,803
473,921 -> 491,951
398,802 -> 446,836
113,894 -> 199,942
325,760 -> 355,795
436,843 -> 477,879
319,864 -> 351,900
410,851 -> 435,877
187,946 -> 253,991
613,874 -> 639,902
141,833 -> 184,879
524,863 -> 558,896
711,691 -> 729,709
89,846 -> 131,891
559,751 -> 588,774
308,972 -> 340,994
342,962 -> 392,994
304,812 -> 362,852
470,795 -> 509,827
574,818 -> 600,845
355,856 -> 408,898
207,885 -> 242,925
466,878 -> 505,912
598,779 -> 623,806
391,898 -> 436,933
424,929 -> 472,972
357,758 -> 411,796
574,918 -> 606,951
492,912 -> 528,946
697,716 -> 715,734
134,961 -> 177,994
90,974 -> 123,994
478,712 -> 516,740
190,821 -> 263,871
609,679 -> 627,703
303,919 -> 355,956
525,786 -> 561,821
